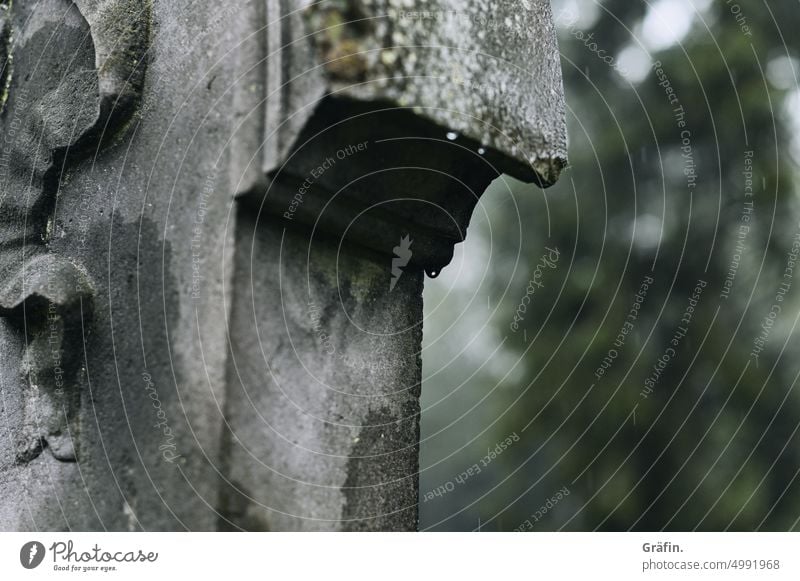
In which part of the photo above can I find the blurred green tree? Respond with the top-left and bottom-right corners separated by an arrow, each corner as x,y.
421,0 -> 800,531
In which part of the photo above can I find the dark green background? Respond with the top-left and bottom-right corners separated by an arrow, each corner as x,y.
420,0 -> 800,531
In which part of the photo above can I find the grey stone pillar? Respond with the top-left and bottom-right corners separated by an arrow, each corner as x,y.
219,2 -> 567,531
0,0 -> 566,532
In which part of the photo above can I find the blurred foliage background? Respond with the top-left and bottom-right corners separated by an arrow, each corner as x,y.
419,0 -> 800,531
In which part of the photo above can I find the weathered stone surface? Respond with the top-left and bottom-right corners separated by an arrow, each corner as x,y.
222,0 -> 567,531
221,209 -> 422,531
0,0 -> 567,532
232,0 -> 567,198
304,0 -> 568,185
0,0 -> 235,530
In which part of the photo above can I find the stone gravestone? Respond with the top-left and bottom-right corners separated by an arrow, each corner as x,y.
0,0 -> 566,531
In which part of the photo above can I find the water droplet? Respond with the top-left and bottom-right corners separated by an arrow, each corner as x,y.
426,268 -> 440,278
446,132 -> 458,141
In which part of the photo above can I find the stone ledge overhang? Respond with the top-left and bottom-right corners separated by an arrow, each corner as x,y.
231,0 -> 567,272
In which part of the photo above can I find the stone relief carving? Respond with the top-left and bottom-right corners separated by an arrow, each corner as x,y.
0,0 -> 148,464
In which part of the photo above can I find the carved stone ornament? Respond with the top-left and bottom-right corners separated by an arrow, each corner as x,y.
0,0 -> 148,464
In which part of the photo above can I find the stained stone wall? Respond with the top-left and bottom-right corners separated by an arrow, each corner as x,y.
0,0 -> 237,530
221,210 -> 423,531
